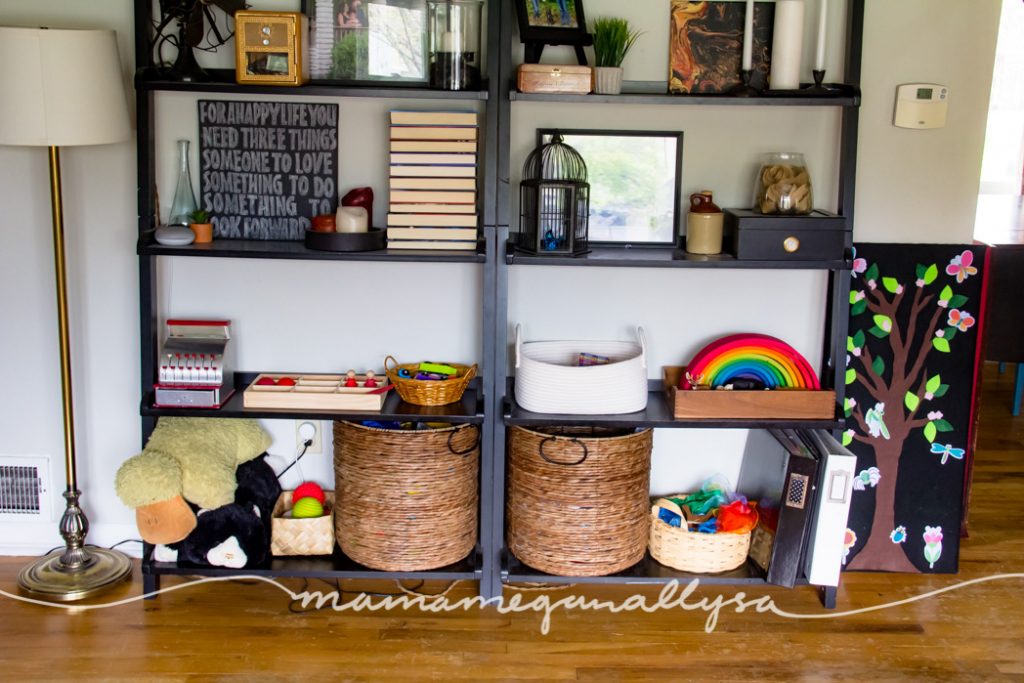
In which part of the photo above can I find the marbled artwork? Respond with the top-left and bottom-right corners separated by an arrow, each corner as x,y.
668,1 -> 774,94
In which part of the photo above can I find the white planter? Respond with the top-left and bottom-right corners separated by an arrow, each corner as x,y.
593,66 -> 624,95
514,324 -> 648,415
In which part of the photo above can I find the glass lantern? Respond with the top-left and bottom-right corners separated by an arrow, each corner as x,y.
427,0 -> 482,90
518,133 -> 590,256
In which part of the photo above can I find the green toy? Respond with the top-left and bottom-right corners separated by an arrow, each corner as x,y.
418,362 -> 459,376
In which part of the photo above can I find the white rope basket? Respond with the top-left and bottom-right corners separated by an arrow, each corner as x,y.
514,324 -> 649,414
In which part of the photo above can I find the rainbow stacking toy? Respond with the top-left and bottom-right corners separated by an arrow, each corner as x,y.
680,333 -> 820,390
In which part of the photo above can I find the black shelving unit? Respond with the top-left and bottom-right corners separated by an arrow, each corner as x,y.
132,0 -> 863,604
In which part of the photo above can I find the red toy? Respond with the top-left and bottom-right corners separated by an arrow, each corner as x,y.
343,369 -> 359,387
255,376 -> 276,386
363,370 -> 378,388
277,376 -> 296,387
293,481 -> 326,505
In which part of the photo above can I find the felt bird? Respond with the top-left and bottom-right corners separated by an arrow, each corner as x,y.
865,402 -> 890,440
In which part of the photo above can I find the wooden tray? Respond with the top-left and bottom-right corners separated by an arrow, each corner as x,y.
663,366 -> 835,420
243,373 -> 391,411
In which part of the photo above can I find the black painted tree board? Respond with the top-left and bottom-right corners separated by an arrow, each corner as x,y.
842,243 -> 986,573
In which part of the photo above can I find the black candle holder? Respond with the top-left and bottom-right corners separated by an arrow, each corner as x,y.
728,69 -> 761,97
802,69 -> 837,95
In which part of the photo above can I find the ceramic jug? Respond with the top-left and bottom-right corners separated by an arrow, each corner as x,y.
686,191 -> 724,255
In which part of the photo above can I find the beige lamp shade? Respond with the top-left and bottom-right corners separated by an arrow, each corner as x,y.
0,26 -> 130,147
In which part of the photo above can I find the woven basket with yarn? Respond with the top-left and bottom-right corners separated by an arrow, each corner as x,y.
507,425 -> 653,576
271,491 -> 335,556
333,420 -> 479,571
648,496 -> 753,573
384,355 -> 477,406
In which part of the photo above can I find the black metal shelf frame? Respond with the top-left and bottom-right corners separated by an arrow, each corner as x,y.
132,0 -> 864,603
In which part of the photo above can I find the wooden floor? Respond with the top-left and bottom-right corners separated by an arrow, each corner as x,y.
1,364 -> 1022,682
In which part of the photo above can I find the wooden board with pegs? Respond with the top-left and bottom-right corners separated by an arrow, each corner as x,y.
243,373 -> 392,411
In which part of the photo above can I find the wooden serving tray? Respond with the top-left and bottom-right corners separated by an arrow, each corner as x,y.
243,373 -> 391,411
663,367 -> 836,420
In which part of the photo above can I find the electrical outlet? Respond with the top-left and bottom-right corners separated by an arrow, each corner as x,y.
295,420 -> 322,454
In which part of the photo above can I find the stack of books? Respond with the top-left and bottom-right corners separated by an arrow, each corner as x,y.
387,110 -> 479,251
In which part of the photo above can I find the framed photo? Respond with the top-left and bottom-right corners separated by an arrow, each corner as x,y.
515,0 -> 590,47
538,129 -> 683,246
302,0 -> 428,83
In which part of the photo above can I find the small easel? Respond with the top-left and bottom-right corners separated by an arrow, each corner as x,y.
515,2 -> 592,67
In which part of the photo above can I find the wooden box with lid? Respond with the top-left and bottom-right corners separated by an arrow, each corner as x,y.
517,64 -> 592,94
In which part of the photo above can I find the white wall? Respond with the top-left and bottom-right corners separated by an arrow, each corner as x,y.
0,0 -> 1001,554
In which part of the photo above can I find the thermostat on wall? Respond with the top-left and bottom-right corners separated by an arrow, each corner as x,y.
894,83 -> 949,129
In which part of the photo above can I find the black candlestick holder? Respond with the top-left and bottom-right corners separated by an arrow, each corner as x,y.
728,69 -> 761,97
802,69 -> 836,95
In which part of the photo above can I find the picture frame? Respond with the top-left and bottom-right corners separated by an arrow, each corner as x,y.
301,0 -> 428,83
514,0 -> 592,64
537,129 -> 683,247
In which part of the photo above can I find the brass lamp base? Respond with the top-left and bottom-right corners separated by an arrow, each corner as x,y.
18,548 -> 132,602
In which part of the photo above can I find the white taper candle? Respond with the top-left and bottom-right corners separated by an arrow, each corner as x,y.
815,0 -> 828,71
742,0 -> 755,71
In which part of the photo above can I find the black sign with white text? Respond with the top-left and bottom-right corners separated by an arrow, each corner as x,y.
198,100 -> 339,240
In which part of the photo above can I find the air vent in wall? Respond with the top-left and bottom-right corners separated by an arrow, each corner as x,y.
0,456 -> 51,517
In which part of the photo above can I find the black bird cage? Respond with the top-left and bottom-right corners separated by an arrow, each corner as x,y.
518,133 -> 589,255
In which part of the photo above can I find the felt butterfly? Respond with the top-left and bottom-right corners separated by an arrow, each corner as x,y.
930,442 -> 965,465
947,309 -> 975,332
945,250 -> 977,283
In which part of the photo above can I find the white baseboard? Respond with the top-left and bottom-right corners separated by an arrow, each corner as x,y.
0,521 -> 143,558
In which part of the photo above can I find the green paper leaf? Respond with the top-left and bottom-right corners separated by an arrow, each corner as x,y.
905,391 -> 920,412
924,422 -> 937,443
842,432 -> 853,447
844,398 -> 854,417
949,294 -> 969,309
847,336 -> 855,352
849,290 -> 859,304
853,330 -> 866,348
926,375 -> 942,394
873,314 -> 892,333
865,263 -> 879,283
916,264 -> 926,279
882,277 -> 901,294
872,355 -> 885,377
944,326 -> 957,340
923,264 -> 938,285
845,368 -> 856,385
934,384 -> 950,398
851,300 -> 867,316
940,284 -> 954,302
935,419 -> 954,432
869,326 -> 889,339
933,337 -> 951,353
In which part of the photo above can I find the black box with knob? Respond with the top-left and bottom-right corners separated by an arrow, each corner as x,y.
724,209 -> 847,261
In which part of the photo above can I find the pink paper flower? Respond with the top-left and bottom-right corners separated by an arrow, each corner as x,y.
948,309 -> 975,332
922,526 -> 943,545
927,411 -> 943,421
946,250 -> 977,283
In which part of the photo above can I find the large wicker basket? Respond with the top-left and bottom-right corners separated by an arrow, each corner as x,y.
384,355 -> 477,406
507,425 -> 653,576
333,420 -> 479,571
648,496 -> 753,573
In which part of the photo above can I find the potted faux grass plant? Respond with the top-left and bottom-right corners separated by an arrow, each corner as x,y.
590,17 -> 642,95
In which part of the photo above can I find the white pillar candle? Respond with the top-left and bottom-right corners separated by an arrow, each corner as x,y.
815,0 -> 828,71
335,206 -> 368,233
742,0 -> 754,71
769,0 -> 805,90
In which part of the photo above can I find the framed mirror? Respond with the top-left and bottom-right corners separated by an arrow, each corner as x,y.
537,129 -> 683,246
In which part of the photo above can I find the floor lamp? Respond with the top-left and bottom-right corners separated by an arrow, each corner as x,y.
0,27 -> 134,600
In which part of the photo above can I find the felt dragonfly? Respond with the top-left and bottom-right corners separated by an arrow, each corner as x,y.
865,402 -> 890,440
930,442 -> 965,465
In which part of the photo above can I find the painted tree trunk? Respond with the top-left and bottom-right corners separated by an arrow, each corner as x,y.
847,430 -> 920,572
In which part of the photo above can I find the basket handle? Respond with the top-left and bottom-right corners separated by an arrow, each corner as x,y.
462,363 -> 478,383
538,436 -> 589,466
636,326 -> 648,370
514,324 -> 523,369
447,424 -> 481,456
384,355 -> 399,375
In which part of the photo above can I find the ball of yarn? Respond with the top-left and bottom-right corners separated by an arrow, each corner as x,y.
291,496 -> 324,518
293,481 -> 325,505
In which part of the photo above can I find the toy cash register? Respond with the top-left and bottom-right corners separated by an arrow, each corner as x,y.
153,319 -> 235,408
